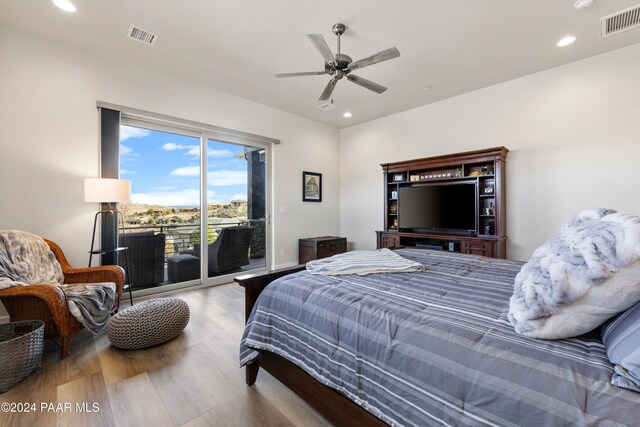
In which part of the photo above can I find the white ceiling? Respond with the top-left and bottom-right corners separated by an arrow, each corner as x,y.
1,0 -> 640,128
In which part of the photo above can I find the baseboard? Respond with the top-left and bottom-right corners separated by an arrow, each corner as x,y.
274,261 -> 302,270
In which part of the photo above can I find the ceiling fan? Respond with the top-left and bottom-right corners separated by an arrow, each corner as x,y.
276,23 -> 400,102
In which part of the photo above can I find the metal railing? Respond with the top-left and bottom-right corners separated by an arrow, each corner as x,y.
121,221 -> 247,259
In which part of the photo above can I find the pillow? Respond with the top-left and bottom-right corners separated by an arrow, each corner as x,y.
508,208 -> 640,339
602,301 -> 640,392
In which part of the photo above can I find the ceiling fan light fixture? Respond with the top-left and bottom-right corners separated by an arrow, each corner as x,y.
556,36 -> 577,47
52,0 -> 76,12
276,24 -> 400,102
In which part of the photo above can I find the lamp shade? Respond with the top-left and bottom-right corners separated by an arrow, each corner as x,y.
84,178 -> 131,203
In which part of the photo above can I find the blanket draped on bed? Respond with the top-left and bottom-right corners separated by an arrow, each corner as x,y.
0,230 -> 116,333
306,248 -> 425,276
508,208 -> 640,339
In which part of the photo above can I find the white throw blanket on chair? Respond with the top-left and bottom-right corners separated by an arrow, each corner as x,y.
508,209 -> 640,339
0,230 -> 116,333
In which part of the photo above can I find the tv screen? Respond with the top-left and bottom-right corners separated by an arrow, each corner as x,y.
398,183 -> 477,234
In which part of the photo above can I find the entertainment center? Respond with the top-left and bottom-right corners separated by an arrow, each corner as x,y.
377,147 -> 508,258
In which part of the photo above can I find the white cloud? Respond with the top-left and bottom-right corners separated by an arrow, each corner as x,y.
207,170 -> 247,186
170,166 -> 200,176
131,189 -> 201,207
120,126 -> 151,141
208,148 -> 234,157
120,169 -> 136,175
161,142 -> 184,151
120,144 -> 133,155
163,143 -> 232,158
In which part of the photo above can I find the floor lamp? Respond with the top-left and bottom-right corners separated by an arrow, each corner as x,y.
84,178 -> 133,304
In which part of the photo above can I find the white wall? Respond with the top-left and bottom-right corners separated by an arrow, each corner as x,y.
0,25 -> 340,271
340,43 -> 640,261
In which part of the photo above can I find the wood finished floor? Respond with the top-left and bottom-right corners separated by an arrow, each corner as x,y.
0,284 -> 332,427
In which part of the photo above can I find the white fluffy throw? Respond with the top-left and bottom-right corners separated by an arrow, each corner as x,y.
508,208 -> 640,339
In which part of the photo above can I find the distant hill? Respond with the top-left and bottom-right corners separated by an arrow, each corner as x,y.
121,202 -> 247,227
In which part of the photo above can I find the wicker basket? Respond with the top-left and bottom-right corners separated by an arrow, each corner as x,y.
0,320 -> 44,393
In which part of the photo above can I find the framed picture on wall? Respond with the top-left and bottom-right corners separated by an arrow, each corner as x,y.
302,171 -> 322,202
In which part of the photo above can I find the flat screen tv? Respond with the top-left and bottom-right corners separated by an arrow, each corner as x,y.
398,182 -> 477,235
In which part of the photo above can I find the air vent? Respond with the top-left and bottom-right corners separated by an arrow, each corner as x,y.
318,100 -> 336,111
601,4 -> 640,37
127,25 -> 158,46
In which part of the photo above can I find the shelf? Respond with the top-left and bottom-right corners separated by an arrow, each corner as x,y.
479,215 -> 495,218
388,213 -> 398,216
479,194 -> 495,198
89,246 -> 128,255
390,175 -> 494,185
406,176 -> 473,183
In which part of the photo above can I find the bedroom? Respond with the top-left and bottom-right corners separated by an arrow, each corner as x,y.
1,0 -> 640,425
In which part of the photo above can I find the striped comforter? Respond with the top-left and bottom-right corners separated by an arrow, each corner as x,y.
240,249 -> 640,426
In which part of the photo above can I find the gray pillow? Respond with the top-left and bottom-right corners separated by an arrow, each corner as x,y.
602,301 -> 640,392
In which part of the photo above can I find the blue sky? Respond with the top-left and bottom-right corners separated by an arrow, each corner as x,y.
120,125 -> 248,207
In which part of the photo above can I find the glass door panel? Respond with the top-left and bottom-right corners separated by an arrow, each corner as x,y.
205,139 -> 266,279
119,124 -> 201,290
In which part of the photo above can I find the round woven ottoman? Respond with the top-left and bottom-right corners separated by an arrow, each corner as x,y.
108,298 -> 190,350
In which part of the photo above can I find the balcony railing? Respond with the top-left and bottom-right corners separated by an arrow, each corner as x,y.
116,219 -> 266,289
122,221 -> 239,257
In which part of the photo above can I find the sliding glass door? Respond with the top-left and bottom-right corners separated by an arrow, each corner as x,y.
117,120 -> 269,293
202,139 -> 266,280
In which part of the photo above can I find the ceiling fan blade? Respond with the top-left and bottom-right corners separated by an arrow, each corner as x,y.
319,78 -> 338,101
307,34 -> 336,64
275,71 -> 328,78
347,74 -> 387,94
347,47 -> 400,71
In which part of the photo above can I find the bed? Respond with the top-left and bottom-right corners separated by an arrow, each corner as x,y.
237,249 -> 640,426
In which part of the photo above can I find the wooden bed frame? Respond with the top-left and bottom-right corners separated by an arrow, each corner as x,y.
235,267 -> 388,427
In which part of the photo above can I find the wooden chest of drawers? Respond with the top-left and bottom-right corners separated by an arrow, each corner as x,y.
298,236 -> 347,264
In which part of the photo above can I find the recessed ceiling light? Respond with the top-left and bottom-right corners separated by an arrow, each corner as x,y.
556,36 -> 577,47
53,0 -> 76,12
424,85 -> 432,90
343,112 -> 353,118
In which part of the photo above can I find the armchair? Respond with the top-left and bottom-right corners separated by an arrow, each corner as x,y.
118,231 -> 166,287
194,226 -> 254,274
0,237 -> 124,358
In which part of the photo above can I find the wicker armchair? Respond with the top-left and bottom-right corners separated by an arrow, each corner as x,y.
0,239 -> 124,358
194,226 -> 254,274
118,231 -> 166,287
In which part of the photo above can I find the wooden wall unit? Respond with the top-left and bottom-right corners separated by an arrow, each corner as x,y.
378,147 -> 508,258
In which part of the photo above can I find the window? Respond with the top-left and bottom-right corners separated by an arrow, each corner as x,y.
99,104 -> 275,297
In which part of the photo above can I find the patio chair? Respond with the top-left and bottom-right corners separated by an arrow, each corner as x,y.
118,231 -> 166,287
194,226 -> 254,274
